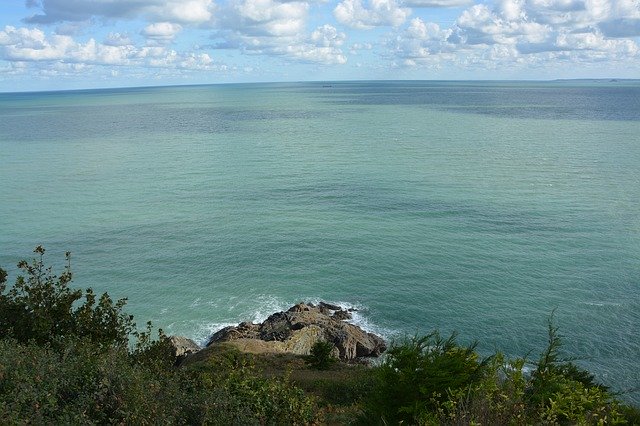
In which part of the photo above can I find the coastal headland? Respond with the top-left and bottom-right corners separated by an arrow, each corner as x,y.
170,301 -> 387,365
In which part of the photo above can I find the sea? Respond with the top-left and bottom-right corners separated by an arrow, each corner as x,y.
1,80 -> 639,403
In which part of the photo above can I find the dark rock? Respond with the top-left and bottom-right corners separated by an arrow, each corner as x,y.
207,326 -> 235,344
207,322 -> 259,345
288,302 -> 312,312
332,309 -> 352,321
205,302 -> 386,360
259,312 -> 293,341
318,302 -> 342,311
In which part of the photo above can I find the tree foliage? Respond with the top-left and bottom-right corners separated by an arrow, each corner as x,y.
0,246 -> 134,348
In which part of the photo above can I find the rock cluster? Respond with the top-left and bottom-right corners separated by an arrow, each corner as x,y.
167,335 -> 201,363
205,302 -> 386,360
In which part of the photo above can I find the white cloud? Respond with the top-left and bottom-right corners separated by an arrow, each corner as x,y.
456,4 -> 551,45
214,0 -> 304,54
0,26 -> 68,61
104,32 -> 133,47
283,44 -> 348,64
387,18 -> 456,65
290,24 -> 347,64
25,0 -> 215,25
4,0 -> 639,82
401,0 -> 472,8
311,24 -> 346,47
0,61 -> 23,76
225,0 -> 308,37
220,22 -> 348,64
334,0 -> 411,29
496,0 -> 526,21
215,0 -> 348,65
142,22 -> 183,44
406,17 -> 452,40
556,30 -> 639,55
385,0 -> 639,72
164,0 -> 216,24
0,25 -> 226,72
178,52 -> 219,69
452,0 -> 640,54
0,27 -> 137,64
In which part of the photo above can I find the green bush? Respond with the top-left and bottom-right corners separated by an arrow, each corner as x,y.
177,349 -> 318,424
434,353 -> 529,425
307,340 -> 337,370
527,317 -> 625,424
309,373 -> 376,406
0,246 -> 134,348
362,331 -> 486,424
0,338 -> 178,424
0,327 -> 315,426
214,367 -> 317,425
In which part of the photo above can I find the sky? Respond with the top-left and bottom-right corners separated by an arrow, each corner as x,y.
0,0 -> 639,91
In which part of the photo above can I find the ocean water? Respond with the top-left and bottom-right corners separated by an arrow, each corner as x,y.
1,81 -> 639,402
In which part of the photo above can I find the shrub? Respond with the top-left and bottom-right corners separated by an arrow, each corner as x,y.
0,337 -> 179,424
163,353 -> 318,425
0,332 -> 317,425
528,316 -> 625,424
215,367 -> 318,425
307,340 -> 337,370
0,246 -> 134,348
438,353 -> 529,425
363,331 -> 486,425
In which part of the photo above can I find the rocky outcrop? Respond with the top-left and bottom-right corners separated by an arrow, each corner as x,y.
206,302 -> 386,361
168,335 -> 201,364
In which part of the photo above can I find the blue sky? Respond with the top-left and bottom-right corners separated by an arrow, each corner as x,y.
0,0 -> 639,91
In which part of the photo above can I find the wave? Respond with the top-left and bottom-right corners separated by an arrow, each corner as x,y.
583,301 -> 622,307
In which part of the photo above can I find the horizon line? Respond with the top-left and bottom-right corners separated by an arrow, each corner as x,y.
1,77 -> 637,95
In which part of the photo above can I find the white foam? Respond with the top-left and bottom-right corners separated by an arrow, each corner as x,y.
247,294 -> 292,323
583,301 -> 621,307
192,321 -> 238,346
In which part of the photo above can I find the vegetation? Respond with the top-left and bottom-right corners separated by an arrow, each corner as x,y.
362,331 -> 486,424
360,327 -> 631,425
0,247 -> 637,425
0,247 -> 316,425
0,246 -> 134,348
307,340 -> 338,370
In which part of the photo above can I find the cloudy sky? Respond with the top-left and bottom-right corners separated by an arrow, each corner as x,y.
0,0 -> 639,91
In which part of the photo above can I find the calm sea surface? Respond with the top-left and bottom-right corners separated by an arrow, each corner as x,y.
1,81 -> 639,401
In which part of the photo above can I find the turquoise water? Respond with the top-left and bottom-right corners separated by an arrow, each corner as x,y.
1,81 -> 639,401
